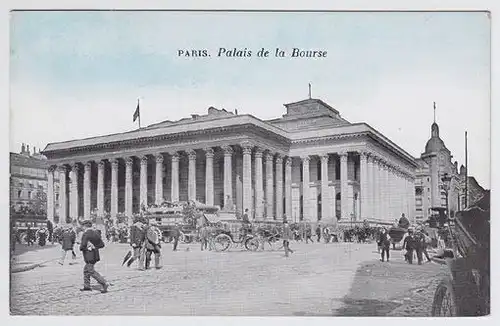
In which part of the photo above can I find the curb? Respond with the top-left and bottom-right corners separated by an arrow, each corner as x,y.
11,259 -> 58,274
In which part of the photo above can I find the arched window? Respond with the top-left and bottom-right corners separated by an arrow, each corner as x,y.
415,188 -> 423,196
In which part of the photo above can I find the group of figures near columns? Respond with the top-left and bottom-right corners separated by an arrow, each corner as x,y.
45,142 -> 415,226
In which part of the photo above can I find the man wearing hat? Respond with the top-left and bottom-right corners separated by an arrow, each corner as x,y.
144,219 -> 162,269
126,218 -> 146,270
79,219 -> 109,293
402,228 -> 417,264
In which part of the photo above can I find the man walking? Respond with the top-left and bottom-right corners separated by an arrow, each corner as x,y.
282,221 -> 294,257
305,224 -> 313,244
315,224 -> 322,243
172,223 -> 181,251
79,220 -> 109,293
127,218 -> 146,270
59,225 -> 76,265
379,228 -> 391,262
403,229 -> 416,264
144,220 -> 162,270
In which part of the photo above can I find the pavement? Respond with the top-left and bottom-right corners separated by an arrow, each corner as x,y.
335,249 -> 450,316
10,241 -> 449,316
10,244 -> 62,273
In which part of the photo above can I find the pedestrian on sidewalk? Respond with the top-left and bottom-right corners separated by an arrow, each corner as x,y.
282,221 -> 294,257
315,224 -> 322,243
26,226 -> 35,246
200,223 -> 209,251
305,224 -> 313,244
172,223 -> 181,251
127,218 -> 146,270
59,225 -> 76,265
144,220 -> 162,269
79,220 -> 109,293
403,229 -> 417,264
379,228 -> 391,262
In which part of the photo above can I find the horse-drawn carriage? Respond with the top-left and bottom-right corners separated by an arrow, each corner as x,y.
431,193 -> 490,316
211,219 -> 261,252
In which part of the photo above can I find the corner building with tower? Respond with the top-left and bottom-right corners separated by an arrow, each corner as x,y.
42,98 -> 418,226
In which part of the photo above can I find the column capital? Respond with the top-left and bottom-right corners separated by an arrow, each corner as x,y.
187,149 -> 197,160
275,154 -> 283,164
359,151 -> 369,160
204,147 -> 214,158
300,155 -> 310,163
320,154 -> 329,163
264,152 -> 274,162
84,161 -> 92,171
57,165 -> 67,173
222,145 -> 233,156
125,157 -> 133,167
285,157 -> 293,167
48,165 -> 57,173
241,142 -> 253,155
71,163 -> 80,172
338,150 -> 348,157
110,158 -> 120,168
140,155 -> 148,165
98,160 -> 106,169
155,153 -> 164,164
170,152 -> 180,161
254,147 -> 263,158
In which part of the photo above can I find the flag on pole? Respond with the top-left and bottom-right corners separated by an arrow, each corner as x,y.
133,100 -> 140,122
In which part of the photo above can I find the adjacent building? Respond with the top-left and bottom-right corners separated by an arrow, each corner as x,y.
42,98 -> 418,226
10,144 -> 60,221
414,119 -> 488,222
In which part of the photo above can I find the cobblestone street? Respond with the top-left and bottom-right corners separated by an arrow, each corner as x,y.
10,242 -> 448,316
11,241 -> 378,316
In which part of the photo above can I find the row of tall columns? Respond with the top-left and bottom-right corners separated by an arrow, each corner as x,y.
46,147 -> 415,225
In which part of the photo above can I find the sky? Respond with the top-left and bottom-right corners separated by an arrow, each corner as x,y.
9,11 -> 490,187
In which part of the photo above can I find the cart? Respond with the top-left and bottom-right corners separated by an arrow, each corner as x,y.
212,219 -> 259,252
431,193 -> 490,316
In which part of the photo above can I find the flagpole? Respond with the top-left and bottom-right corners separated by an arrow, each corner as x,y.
138,99 -> 141,129
464,131 -> 468,208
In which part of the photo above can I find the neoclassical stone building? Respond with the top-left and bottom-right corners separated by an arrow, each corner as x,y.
42,98 -> 418,226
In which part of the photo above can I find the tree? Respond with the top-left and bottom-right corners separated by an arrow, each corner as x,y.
32,189 -> 47,216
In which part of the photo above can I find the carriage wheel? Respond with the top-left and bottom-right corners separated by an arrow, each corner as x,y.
245,237 -> 260,251
432,278 -> 458,316
213,234 -> 231,252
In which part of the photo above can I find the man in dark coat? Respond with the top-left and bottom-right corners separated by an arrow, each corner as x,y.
379,228 -> 391,262
79,220 -> 109,293
402,229 -> 417,264
144,220 -> 162,269
172,223 -> 181,251
127,220 -> 146,269
282,221 -> 294,257
59,226 -> 76,265
26,226 -> 35,246
315,224 -> 322,243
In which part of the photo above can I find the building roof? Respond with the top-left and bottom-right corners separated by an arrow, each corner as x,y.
424,122 -> 448,154
41,98 -> 419,168
10,152 -> 48,169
